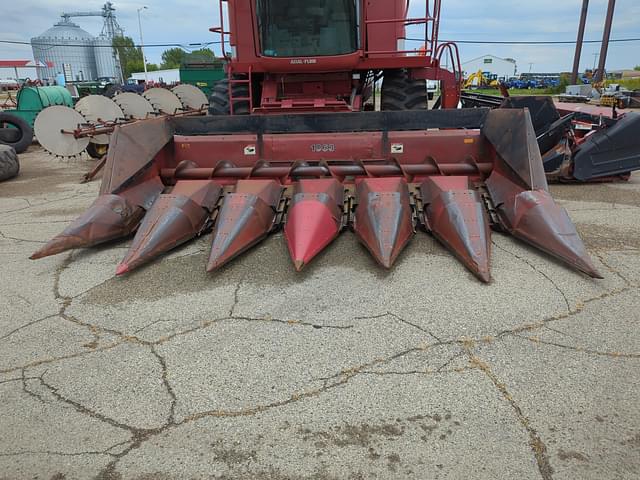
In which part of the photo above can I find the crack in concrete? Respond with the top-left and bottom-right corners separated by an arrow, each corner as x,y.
4,196 -> 637,478
149,346 -> 177,425
0,228 -> 47,244
512,333 -> 640,359
594,251 -> 635,287
492,241 -> 572,314
0,450 -> 115,458
0,314 -> 57,341
495,285 -> 636,341
354,312 -> 442,342
465,348 -> 554,480
228,277 -> 244,317
21,369 -> 49,404
0,193 -> 90,218
36,373 -> 138,436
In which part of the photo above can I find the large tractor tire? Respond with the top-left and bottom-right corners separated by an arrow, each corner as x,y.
381,69 -> 428,111
0,112 -> 33,154
208,77 -> 250,115
0,145 -> 19,182
86,142 -> 109,159
103,84 -> 123,98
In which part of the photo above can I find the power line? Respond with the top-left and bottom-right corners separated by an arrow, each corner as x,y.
407,38 -> 640,45
1,37 -> 639,48
1,39 -> 222,48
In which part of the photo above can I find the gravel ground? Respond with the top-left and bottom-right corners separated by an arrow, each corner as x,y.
1,146 -> 638,480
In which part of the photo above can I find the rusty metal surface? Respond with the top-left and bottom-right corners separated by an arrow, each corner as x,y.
32,108 -> 602,282
421,176 -> 491,283
486,170 -> 602,278
100,116 -> 174,195
353,177 -> 414,268
207,180 -> 282,271
483,109 -> 549,191
117,181 -> 222,275
284,179 -> 344,271
30,195 -> 144,260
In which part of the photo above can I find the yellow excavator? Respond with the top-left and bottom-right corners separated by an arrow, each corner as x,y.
464,69 -> 500,89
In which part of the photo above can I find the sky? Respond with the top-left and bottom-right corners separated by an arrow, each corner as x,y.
0,0 -> 638,75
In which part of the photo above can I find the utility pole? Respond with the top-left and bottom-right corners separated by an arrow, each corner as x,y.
571,0 -> 589,84
137,6 -> 149,83
595,0 -> 616,82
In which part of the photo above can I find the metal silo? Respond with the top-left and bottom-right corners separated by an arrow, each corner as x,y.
94,35 -> 121,81
31,19 -> 97,83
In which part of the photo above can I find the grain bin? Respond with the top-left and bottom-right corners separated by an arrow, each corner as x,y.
94,35 -> 121,80
31,19 -> 97,83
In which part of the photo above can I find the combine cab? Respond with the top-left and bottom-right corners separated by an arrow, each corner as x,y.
31,1 -> 601,282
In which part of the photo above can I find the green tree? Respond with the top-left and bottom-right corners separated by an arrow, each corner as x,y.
113,36 -> 144,79
635,65 -> 640,71
186,48 -> 217,62
161,48 -> 187,69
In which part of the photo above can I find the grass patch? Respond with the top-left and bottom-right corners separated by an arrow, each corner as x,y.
467,88 -> 550,97
606,78 -> 640,90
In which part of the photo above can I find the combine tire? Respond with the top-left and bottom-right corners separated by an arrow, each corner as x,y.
0,145 -> 19,182
208,78 -> 250,115
381,69 -> 428,111
86,142 -> 109,159
103,84 -> 123,98
0,112 -> 33,154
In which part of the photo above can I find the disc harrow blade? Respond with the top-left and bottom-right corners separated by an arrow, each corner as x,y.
421,177 -> 492,283
30,195 -> 144,260
207,180 -> 282,271
117,181 -> 222,275
486,171 -> 602,278
354,177 -> 414,269
284,179 -> 344,271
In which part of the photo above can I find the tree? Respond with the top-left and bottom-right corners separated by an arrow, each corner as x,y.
161,48 -> 187,69
186,48 -> 217,63
113,36 -> 143,79
635,65 -> 640,71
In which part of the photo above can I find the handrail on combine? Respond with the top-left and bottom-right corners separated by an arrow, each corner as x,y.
435,41 -> 462,83
210,0 -> 231,59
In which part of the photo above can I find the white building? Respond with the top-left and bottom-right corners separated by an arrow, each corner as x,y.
130,68 -> 180,84
462,55 -> 517,80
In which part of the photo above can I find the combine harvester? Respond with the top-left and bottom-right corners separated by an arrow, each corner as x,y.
31,0 -> 602,282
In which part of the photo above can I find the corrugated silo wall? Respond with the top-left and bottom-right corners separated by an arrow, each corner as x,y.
31,30 -> 98,81
94,36 -> 121,80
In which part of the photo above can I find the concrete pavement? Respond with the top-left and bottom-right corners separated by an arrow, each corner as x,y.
1,147 -> 638,479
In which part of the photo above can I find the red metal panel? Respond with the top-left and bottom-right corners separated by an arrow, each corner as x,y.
207,179 -> 282,271
30,179 -> 164,260
486,171 -> 602,278
354,177 -> 414,268
284,179 -> 344,271
30,195 -> 145,260
174,134 -> 259,166
173,130 -> 487,169
421,176 -> 492,282
117,181 -> 222,275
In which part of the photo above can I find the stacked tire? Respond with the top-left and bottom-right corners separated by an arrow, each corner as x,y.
0,112 -> 33,154
0,145 -> 19,182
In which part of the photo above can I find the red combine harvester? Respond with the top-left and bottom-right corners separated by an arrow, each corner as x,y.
31,0 -> 602,282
